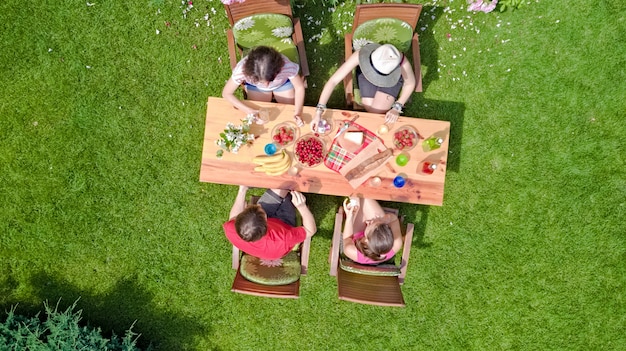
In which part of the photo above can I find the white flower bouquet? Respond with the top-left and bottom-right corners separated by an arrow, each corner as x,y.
215,115 -> 256,157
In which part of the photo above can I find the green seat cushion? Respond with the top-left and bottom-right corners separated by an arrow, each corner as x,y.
233,13 -> 299,64
240,251 -> 301,285
352,18 -> 414,53
339,256 -> 401,277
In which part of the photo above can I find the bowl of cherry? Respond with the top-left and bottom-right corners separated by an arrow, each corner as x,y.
392,125 -> 419,151
271,122 -> 299,147
294,134 -> 326,168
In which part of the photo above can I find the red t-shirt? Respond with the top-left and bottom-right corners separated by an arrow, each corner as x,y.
223,218 -> 307,260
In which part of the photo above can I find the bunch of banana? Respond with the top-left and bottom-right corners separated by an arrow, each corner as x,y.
253,150 -> 291,176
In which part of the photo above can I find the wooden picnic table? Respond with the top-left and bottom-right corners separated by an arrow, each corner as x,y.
200,97 -> 450,205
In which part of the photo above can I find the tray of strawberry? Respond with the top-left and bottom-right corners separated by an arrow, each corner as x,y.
271,122 -> 299,147
393,125 -> 419,151
294,134 -> 326,167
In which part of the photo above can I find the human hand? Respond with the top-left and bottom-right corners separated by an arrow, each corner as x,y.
342,198 -> 360,217
384,109 -> 400,124
290,191 -> 307,208
250,109 -> 269,125
239,185 -> 249,193
310,110 -> 323,132
246,111 -> 260,124
293,114 -> 304,127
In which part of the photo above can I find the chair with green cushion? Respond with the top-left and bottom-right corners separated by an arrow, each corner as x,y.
224,0 -> 309,84
352,18 -> 414,53
329,206 -> 414,307
231,13 -> 300,65
343,3 -> 424,110
231,196 -> 311,299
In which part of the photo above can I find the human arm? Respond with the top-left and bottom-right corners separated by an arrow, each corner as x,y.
311,51 -> 361,131
341,199 -> 361,261
384,58 -> 417,124
384,213 -> 403,254
290,74 -> 306,126
290,191 -> 317,238
228,185 -> 249,220
222,78 -> 258,116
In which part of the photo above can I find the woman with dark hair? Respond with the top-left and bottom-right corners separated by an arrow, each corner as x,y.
341,197 -> 403,264
222,46 -> 305,126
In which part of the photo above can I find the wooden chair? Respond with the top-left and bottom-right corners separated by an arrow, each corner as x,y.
223,0 -> 309,79
343,3 -> 423,110
231,196 -> 311,299
329,206 -> 414,307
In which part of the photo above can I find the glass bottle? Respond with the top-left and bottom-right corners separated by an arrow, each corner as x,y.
423,136 -> 443,151
421,161 -> 437,175
395,153 -> 409,166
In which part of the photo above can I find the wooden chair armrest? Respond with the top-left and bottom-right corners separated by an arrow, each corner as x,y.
343,34 -> 354,108
232,245 -> 240,270
292,17 -> 309,77
329,207 -> 345,277
226,29 -> 239,70
300,235 -> 311,275
411,33 -> 423,92
382,207 -> 400,216
398,222 -> 414,284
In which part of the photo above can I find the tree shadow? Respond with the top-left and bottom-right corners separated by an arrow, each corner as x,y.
383,201 -> 432,249
410,97 -> 465,173
417,5 -> 443,92
292,0 -> 355,107
0,272 -> 213,350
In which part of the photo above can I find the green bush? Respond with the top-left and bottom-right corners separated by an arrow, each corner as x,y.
0,300 -> 146,350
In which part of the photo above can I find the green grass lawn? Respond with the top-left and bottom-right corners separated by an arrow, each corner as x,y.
1,0 -> 624,349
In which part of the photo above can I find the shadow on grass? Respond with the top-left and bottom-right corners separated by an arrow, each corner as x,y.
412,97 -> 465,173
385,202 -> 432,249
419,5 -> 443,93
1,272 -> 212,350
409,6 -> 466,173
293,1 -> 354,107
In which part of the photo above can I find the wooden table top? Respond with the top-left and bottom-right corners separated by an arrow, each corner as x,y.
200,97 -> 450,205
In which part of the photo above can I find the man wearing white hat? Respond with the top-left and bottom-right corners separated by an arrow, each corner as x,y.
312,43 -> 416,130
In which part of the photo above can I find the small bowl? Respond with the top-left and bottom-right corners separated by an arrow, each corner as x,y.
271,121 -> 299,147
316,117 -> 334,136
393,175 -> 406,188
392,125 -> 419,151
294,134 -> 326,168
264,143 -> 278,156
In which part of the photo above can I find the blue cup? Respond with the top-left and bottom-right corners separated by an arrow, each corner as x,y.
264,143 -> 277,156
393,175 -> 406,188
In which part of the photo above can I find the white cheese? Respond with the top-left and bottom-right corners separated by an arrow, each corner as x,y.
344,131 -> 364,145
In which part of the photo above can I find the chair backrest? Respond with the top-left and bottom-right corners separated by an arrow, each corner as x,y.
352,17 -> 415,53
223,0 -> 309,77
224,0 -> 294,25
331,206 -> 414,284
231,13 -> 299,64
352,3 -> 422,32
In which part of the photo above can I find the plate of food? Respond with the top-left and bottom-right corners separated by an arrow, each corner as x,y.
271,122 -> 299,147
392,125 -> 419,151
294,134 -> 326,167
